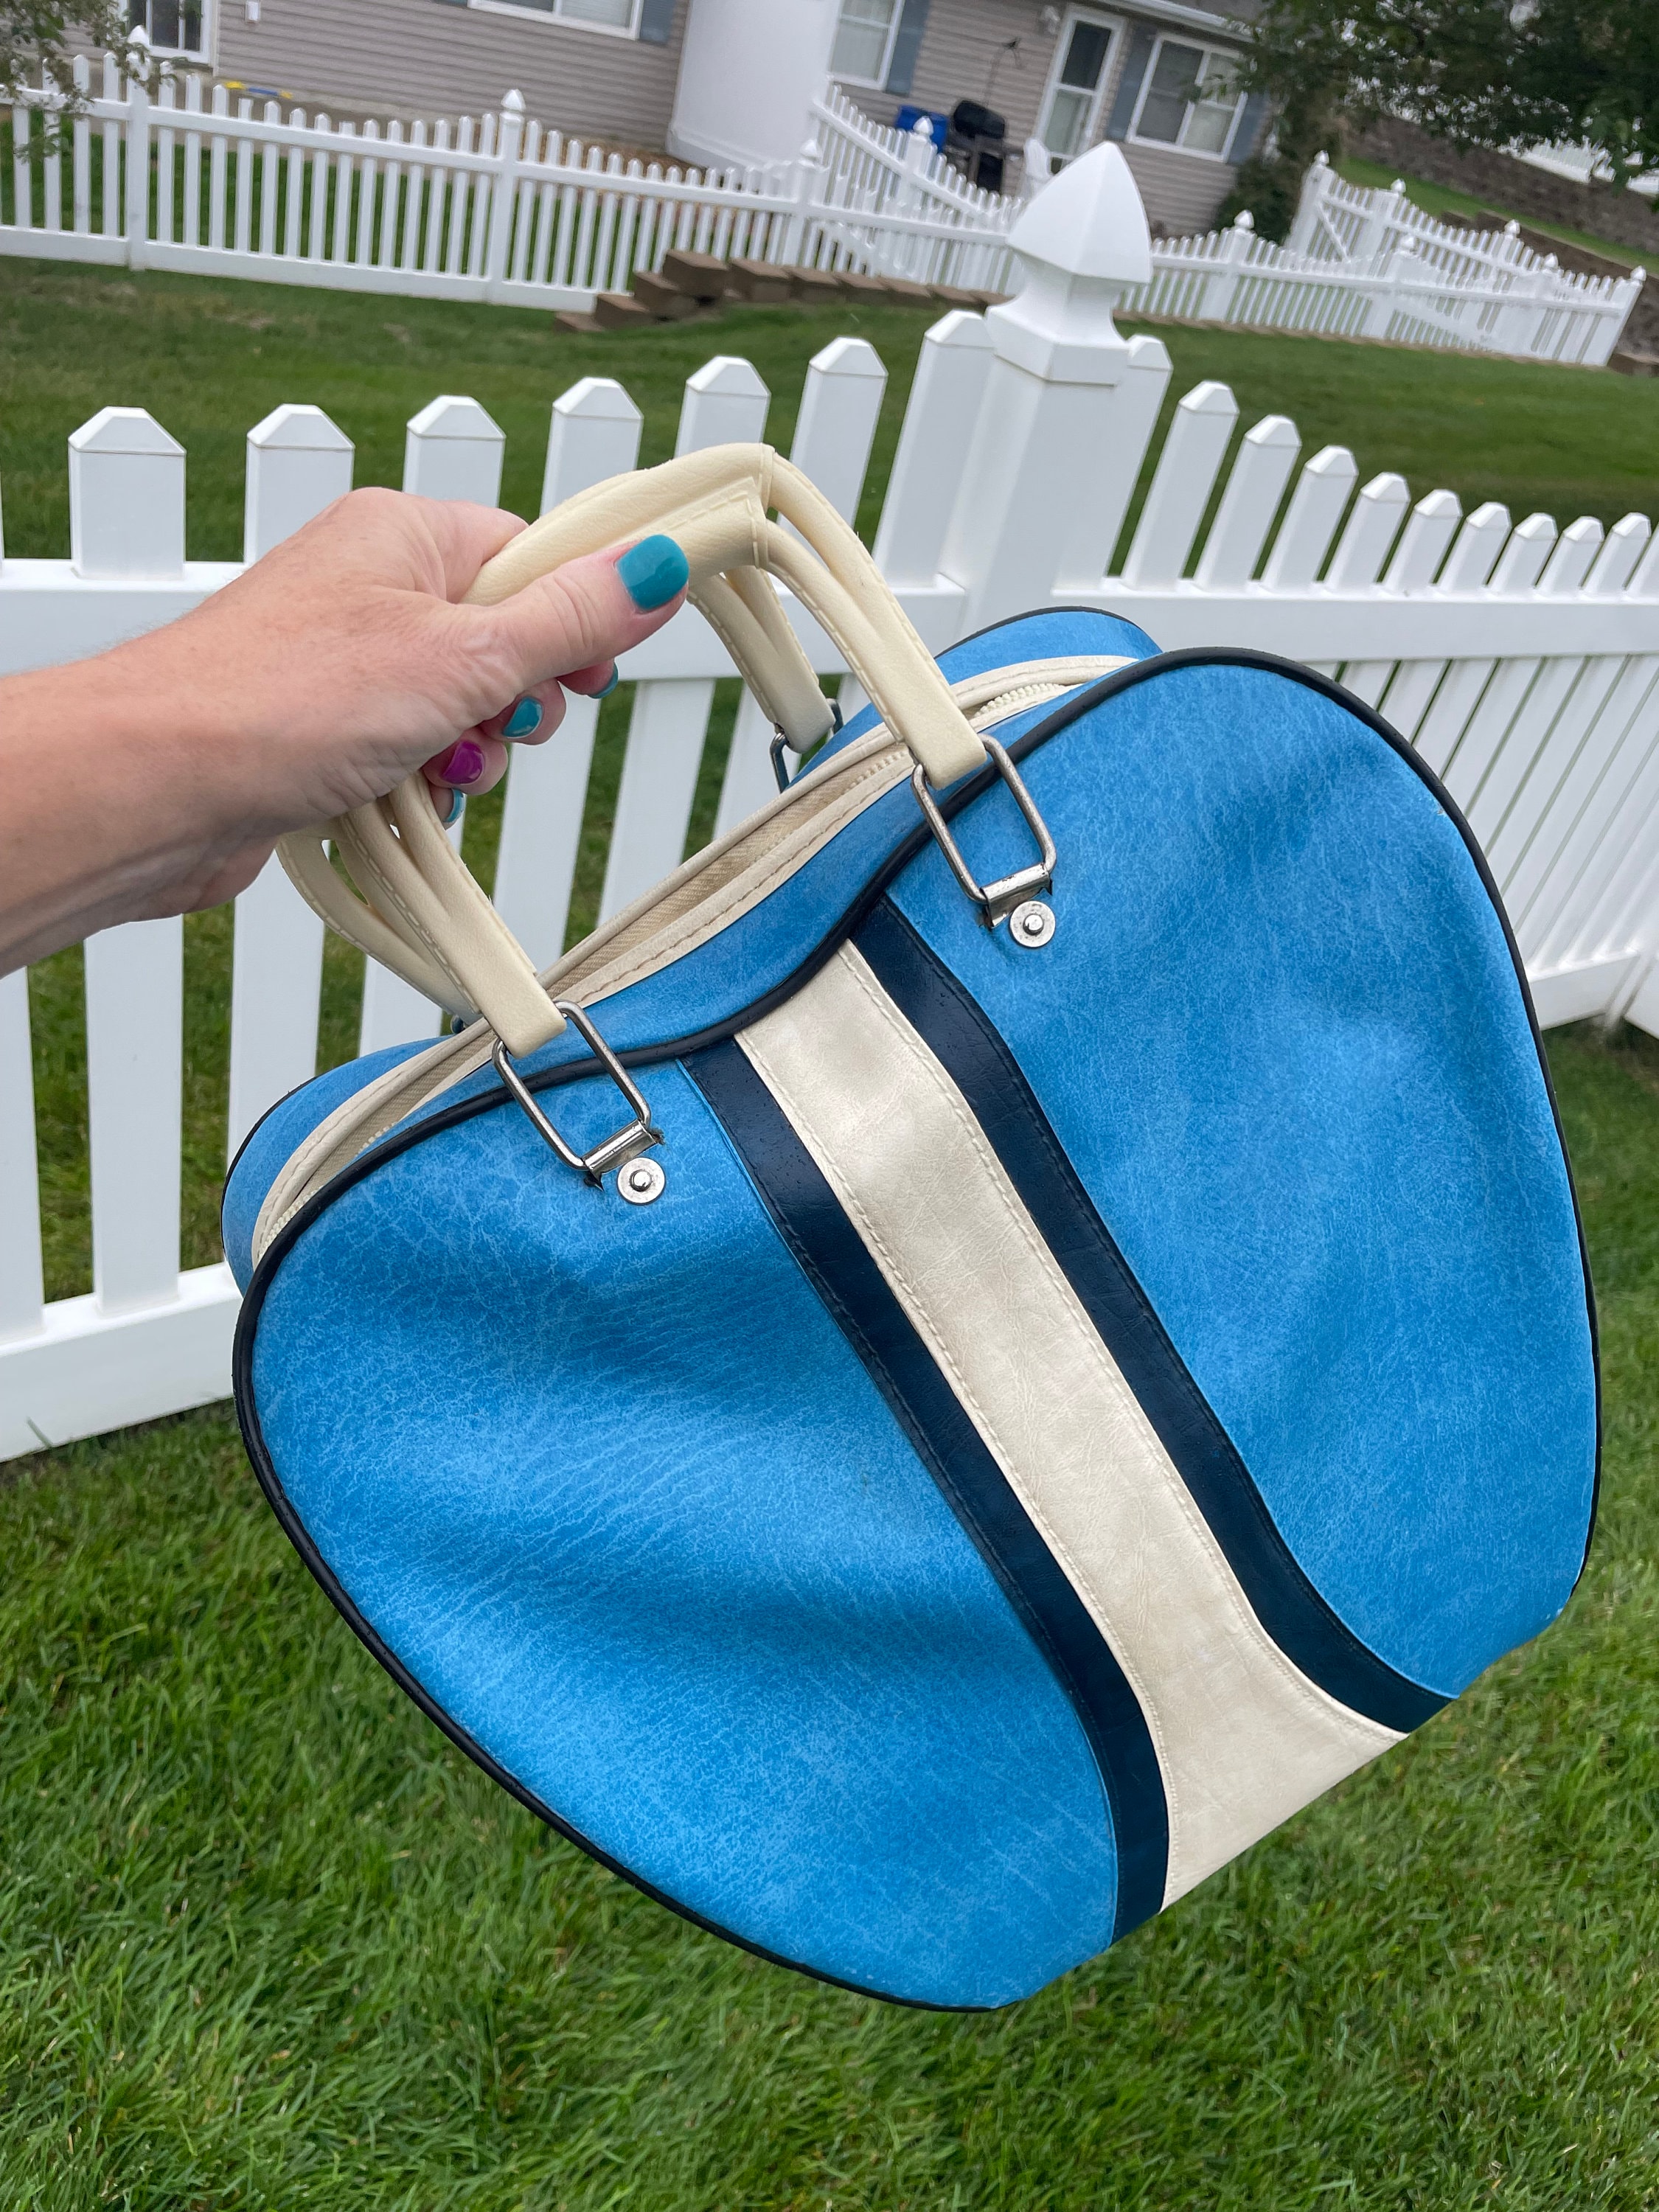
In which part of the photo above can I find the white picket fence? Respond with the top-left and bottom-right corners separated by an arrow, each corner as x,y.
0,53 -> 1019,306
807,84 -> 1019,284
1127,158 -> 1644,366
1,53 -> 1641,360
4,155 -> 1659,1461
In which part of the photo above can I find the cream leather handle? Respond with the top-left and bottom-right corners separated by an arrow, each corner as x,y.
276,443 -> 986,1057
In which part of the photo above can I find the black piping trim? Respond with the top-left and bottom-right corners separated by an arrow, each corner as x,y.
234,635 -> 1599,2000
853,898 -> 1448,1731
684,1038 -> 1169,1940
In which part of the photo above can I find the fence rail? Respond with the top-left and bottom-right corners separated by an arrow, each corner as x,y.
4,141 -> 1659,1460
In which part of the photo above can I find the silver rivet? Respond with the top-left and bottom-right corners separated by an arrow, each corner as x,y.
1009,899 -> 1056,947
617,1156 -> 667,1206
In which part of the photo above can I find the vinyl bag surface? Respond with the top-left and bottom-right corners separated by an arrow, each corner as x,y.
226,446 -> 1597,2010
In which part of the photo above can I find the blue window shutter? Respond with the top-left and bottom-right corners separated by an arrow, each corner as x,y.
883,0 -> 933,97
1225,90 -> 1268,164
639,0 -> 675,39
1103,24 -> 1155,141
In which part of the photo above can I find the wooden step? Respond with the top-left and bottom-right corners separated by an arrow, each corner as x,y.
782,265 -> 843,304
884,277 -> 935,305
837,271 -> 891,302
659,247 -> 732,300
1611,347 -> 1659,378
631,269 -> 700,320
726,257 -> 795,302
592,292 -> 657,331
554,309 -> 602,335
928,283 -> 981,308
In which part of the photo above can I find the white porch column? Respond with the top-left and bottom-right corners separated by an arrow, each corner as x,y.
669,0 -> 839,172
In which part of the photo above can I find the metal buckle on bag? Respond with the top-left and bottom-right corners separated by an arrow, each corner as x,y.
492,1000 -> 665,1202
770,696 -> 844,793
911,734 -> 1057,932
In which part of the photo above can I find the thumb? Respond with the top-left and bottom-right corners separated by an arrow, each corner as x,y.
474,534 -> 691,691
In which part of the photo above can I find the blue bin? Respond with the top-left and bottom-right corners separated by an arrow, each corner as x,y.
894,105 -> 949,152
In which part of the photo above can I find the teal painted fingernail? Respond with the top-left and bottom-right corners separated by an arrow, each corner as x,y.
439,787 -> 465,828
597,667 -> 620,698
503,695 -> 543,739
616,534 -> 688,611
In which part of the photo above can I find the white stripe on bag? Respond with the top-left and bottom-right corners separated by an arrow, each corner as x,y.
738,942 -> 1400,1907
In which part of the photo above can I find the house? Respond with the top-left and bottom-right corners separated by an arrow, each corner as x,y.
128,0 -> 1267,234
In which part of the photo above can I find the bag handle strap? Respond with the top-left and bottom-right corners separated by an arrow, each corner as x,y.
276,443 -> 986,1057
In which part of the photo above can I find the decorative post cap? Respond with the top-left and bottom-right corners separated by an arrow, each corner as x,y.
1004,137 -> 1151,287
1233,209 -> 1254,231
990,139 -> 1152,383
501,88 -> 525,113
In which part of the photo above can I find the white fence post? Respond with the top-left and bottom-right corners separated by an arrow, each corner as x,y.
227,406 -> 355,1157
124,35 -> 150,271
493,377 -> 645,969
941,144 -> 1167,627
600,357 -> 770,920
715,335 -> 887,835
1284,153 -> 1332,256
1203,212 -> 1255,324
484,88 -> 526,303
779,136 -> 821,269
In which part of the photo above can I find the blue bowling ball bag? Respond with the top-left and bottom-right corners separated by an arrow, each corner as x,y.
226,447 -> 1597,2011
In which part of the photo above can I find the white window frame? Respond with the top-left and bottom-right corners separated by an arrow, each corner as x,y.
828,0 -> 903,91
130,0 -> 213,60
1035,7 -> 1121,162
1127,34 -> 1246,162
468,0 -> 645,38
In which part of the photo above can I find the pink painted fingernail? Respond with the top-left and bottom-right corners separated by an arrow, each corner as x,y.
439,739 -> 486,787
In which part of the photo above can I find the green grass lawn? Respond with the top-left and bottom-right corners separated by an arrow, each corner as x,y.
10,254 -> 1659,1299
7,257 -> 1659,2203
1,1018 -> 1655,2207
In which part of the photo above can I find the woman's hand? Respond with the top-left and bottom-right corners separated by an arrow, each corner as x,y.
0,489 -> 689,973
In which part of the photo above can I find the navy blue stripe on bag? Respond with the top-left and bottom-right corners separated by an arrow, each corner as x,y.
685,1036 -> 1170,1940
852,899 -> 1447,1736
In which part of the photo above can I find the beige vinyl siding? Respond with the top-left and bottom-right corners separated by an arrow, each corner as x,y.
838,0 -> 1057,152
1121,141 -> 1236,232
831,0 -> 1243,225
214,0 -> 686,149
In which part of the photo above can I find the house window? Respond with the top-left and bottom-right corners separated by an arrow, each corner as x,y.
470,0 -> 641,29
1130,38 -> 1242,157
128,0 -> 208,55
1037,10 -> 1117,162
830,0 -> 900,88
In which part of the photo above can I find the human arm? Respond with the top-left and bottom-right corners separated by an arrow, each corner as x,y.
0,487 -> 688,973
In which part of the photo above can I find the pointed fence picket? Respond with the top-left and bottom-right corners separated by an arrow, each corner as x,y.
5,274 -> 1659,1455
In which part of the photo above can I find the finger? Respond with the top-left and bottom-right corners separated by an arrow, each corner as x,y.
476,535 -> 689,694
422,732 -> 509,799
561,659 -> 620,700
479,680 -> 569,747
